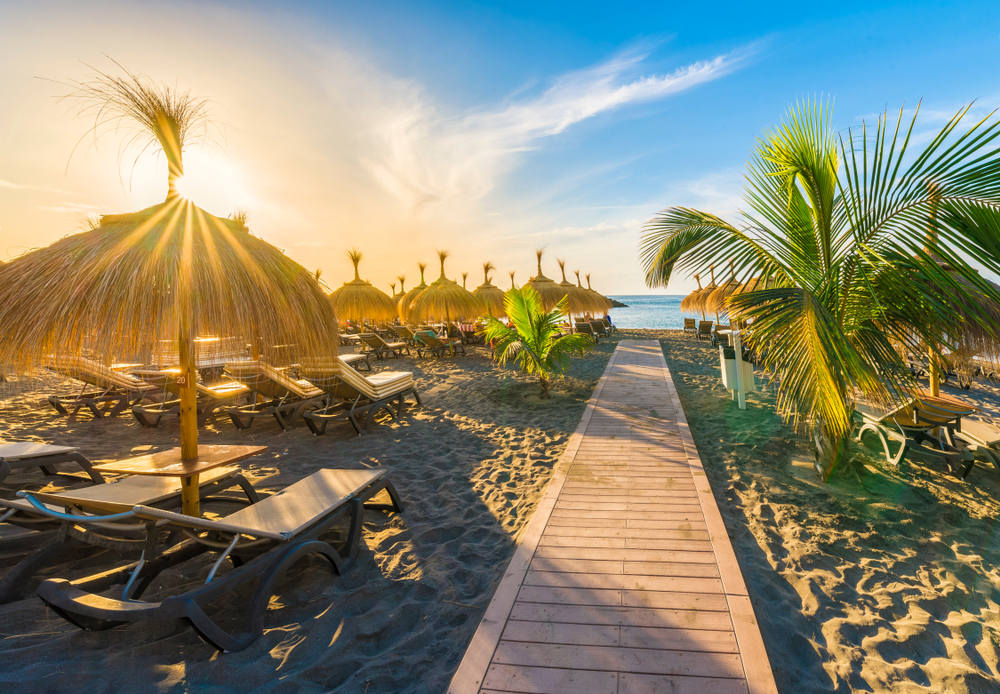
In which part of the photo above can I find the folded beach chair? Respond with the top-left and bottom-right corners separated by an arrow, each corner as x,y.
574,321 -> 598,342
0,466 -> 258,603
0,442 -> 103,486
35,468 -> 401,652
130,370 -> 251,428
711,324 -> 732,347
299,360 -> 421,435
683,318 -> 697,335
414,330 -> 465,357
45,356 -> 157,418
854,396 -> 975,475
358,332 -> 410,360
696,321 -> 714,340
601,317 -> 617,334
224,361 -> 327,431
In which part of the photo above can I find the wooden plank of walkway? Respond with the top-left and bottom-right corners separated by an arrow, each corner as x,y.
448,340 -> 778,694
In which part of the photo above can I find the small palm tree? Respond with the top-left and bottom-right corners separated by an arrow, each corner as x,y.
482,286 -> 593,398
639,100 -> 1000,480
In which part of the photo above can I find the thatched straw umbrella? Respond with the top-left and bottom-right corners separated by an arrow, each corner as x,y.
706,261 -> 740,319
585,274 -> 614,312
408,251 -> 484,326
0,66 -> 338,515
526,249 -> 567,312
329,248 -> 397,328
694,265 -> 719,321
555,260 -> 598,317
399,263 -> 429,322
0,199 -> 337,461
680,274 -> 704,317
474,261 -> 506,318
393,276 -> 407,304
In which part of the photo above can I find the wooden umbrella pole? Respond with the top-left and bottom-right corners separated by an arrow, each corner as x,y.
929,346 -> 940,396
177,315 -> 201,516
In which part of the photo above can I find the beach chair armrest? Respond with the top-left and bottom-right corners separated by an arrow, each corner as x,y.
16,492 -> 138,523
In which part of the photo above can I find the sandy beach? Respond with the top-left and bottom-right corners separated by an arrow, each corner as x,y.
654,329 -> 1000,694
0,339 -> 617,693
4,331 -> 1000,693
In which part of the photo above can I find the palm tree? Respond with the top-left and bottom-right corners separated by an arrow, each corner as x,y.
482,286 -> 593,398
639,100 -> 1000,480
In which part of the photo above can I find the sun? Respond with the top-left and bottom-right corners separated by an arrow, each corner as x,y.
166,151 -> 254,214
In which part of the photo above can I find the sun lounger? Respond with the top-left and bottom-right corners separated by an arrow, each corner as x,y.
45,356 -> 158,418
130,369 -> 251,428
953,418 -> 1000,478
35,468 -> 401,652
590,321 -> 609,339
414,330 -> 465,357
224,361 -> 327,431
0,466 -> 257,603
601,317 -> 617,334
299,360 -> 421,435
683,318 -> 696,335
696,320 -> 714,340
854,397 -> 975,475
574,321 -> 598,341
391,326 -> 418,346
338,353 -> 372,372
358,332 -> 410,360
0,442 -> 103,486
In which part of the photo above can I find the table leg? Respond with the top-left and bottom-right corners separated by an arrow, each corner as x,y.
181,473 -> 201,517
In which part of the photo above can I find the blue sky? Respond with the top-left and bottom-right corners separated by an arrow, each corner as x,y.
1,0 -> 998,294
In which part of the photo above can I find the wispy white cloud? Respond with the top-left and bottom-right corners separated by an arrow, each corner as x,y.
362,47 -> 751,211
36,201 -> 107,214
1,179 -> 76,195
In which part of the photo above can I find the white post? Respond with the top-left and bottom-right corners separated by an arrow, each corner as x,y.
733,330 -> 746,410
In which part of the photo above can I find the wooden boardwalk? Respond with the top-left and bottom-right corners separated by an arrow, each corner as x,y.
448,340 -> 778,694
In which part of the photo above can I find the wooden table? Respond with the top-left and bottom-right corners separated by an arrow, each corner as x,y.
92,445 -> 267,516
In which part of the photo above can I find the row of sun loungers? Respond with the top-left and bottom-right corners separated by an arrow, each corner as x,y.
0,442 -> 402,652
39,354 -> 424,438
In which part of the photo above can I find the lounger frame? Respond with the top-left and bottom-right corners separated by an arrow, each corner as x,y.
36,472 -> 402,653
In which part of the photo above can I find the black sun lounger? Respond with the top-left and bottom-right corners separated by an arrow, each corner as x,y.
45,356 -> 158,418
0,467 -> 258,603
36,468 -> 401,653
0,442 -> 103,486
130,370 -> 251,428
224,361 -> 327,431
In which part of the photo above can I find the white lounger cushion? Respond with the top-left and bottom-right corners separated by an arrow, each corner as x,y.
133,468 -> 385,540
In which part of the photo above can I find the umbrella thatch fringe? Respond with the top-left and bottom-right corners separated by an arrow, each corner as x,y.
474,261 -> 506,317
0,198 -> 339,370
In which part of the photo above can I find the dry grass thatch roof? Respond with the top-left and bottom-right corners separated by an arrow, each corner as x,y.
556,260 -> 600,316
680,273 -> 703,313
399,264 -> 429,321
706,262 -> 740,314
329,248 -> 397,324
408,251 -> 484,322
473,261 -> 506,318
526,249 -> 569,312
585,273 -> 614,311
0,198 -> 339,369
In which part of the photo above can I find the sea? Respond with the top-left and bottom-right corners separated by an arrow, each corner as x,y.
606,295 -> 687,330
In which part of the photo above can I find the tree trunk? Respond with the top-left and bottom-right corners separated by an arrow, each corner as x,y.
813,417 -> 851,481
539,374 -> 550,399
